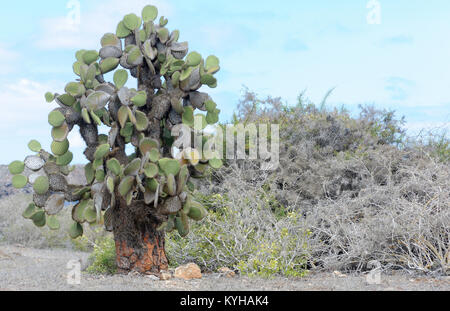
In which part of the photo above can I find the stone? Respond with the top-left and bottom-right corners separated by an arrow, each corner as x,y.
174,263 -> 202,280
160,271 -> 173,281
333,271 -> 347,278
218,267 -> 235,278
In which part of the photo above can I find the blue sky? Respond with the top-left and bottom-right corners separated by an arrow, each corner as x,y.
1,0 -> 449,164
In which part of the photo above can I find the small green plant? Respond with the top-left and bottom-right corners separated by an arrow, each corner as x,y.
86,236 -> 117,275
166,192 -> 310,278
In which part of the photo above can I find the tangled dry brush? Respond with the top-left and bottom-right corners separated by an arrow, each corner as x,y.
184,89 -> 449,276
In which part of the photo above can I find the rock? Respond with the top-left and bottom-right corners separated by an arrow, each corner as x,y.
218,267 -> 235,278
174,263 -> 202,280
333,271 -> 347,278
146,275 -> 160,281
160,271 -> 173,281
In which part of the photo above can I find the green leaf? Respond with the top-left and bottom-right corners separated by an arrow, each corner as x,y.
12,175 -> 28,189
45,92 -> 54,103
114,69 -> 128,89
123,13 -> 141,30
116,21 -> 131,38
142,5 -> 158,22
9,160 -> 25,175
28,140 -> 42,152
186,52 -> 202,67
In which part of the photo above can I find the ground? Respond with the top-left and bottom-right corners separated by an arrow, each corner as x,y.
0,244 -> 448,291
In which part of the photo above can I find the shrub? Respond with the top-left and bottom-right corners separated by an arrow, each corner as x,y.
166,178 -> 310,278
86,235 -> 117,275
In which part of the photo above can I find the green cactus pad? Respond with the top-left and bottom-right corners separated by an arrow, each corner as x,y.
134,110 -> 149,131
148,148 -> 160,163
206,109 -> 220,124
157,28 -> 169,43
84,163 -> 95,184
47,215 -> 60,230
118,176 -> 135,197
106,176 -> 115,194
123,13 -> 141,30
187,202 -> 208,221
56,151 -> 74,166
205,55 -> 220,74
28,140 -> 42,152
94,144 -> 111,159
75,49 -> 86,62
175,213 -> 189,237
95,168 -> 105,182
143,163 -> 158,178
82,50 -> 99,65
31,210 -> 46,228
116,21 -> 132,38
124,158 -> 141,176
209,157 -> 223,169
166,174 -> 176,196
120,122 -> 134,138
12,174 -> 28,189
72,200 -> 88,223
200,74 -> 217,87
186,52 -> 202,67
114,69 -> 128,89
101,33 -> 120,47
22,203 -> 36,219
205,100 -> 217,113
159,158 -> 181,176
51,123 -> 69,142
45,92 -> 55,103
51,139 -> 69,156
83,201 -> 97,224
180,67 -> 194,82
139,138 -> 159,155
142,5 -> 158,22
56,94 -> 76,107
131,92 -> 147,107
159,16 -> 168,27
86,91 -> 110,112
146,178 -> 159,192
81,108 -> 91,124
65,82 -> 86,97
69,222 -> 83,239
33,176 -> 50,195
117,105 -> 130,128
177,164 -> 189,194
8,160 -> 25,175
182,106 -> 195,127
170,30 -> 180,43
107,158 -> 122,176
100,57 -> 120,74
48,110 -> 66,127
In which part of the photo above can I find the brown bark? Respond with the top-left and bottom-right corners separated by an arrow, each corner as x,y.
112,198 -> 169,275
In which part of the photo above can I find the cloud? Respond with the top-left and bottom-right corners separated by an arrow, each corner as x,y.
196,23 -> 260,53
0,79 -> 63,130
382,35 -> 414,46
0,45 -> 19,74
284,38 -> 309,52
385,77 -> 415,101
36,0 -> 173,50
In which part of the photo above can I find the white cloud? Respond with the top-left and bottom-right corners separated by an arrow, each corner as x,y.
0,45 -> 19,74
0,79 -> 63,130
36,0 -> 173,50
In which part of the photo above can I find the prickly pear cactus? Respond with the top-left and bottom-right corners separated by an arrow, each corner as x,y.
10,4 -> 222,271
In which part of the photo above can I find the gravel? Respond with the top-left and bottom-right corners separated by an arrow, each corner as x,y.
0,244 -> 448,291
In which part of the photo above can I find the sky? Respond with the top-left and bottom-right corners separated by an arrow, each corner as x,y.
0,0 -> 449,164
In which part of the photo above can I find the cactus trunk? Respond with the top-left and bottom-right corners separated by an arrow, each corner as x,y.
112,199 -> 168,275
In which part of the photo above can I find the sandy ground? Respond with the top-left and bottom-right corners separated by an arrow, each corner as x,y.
0,244 -> 449,291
